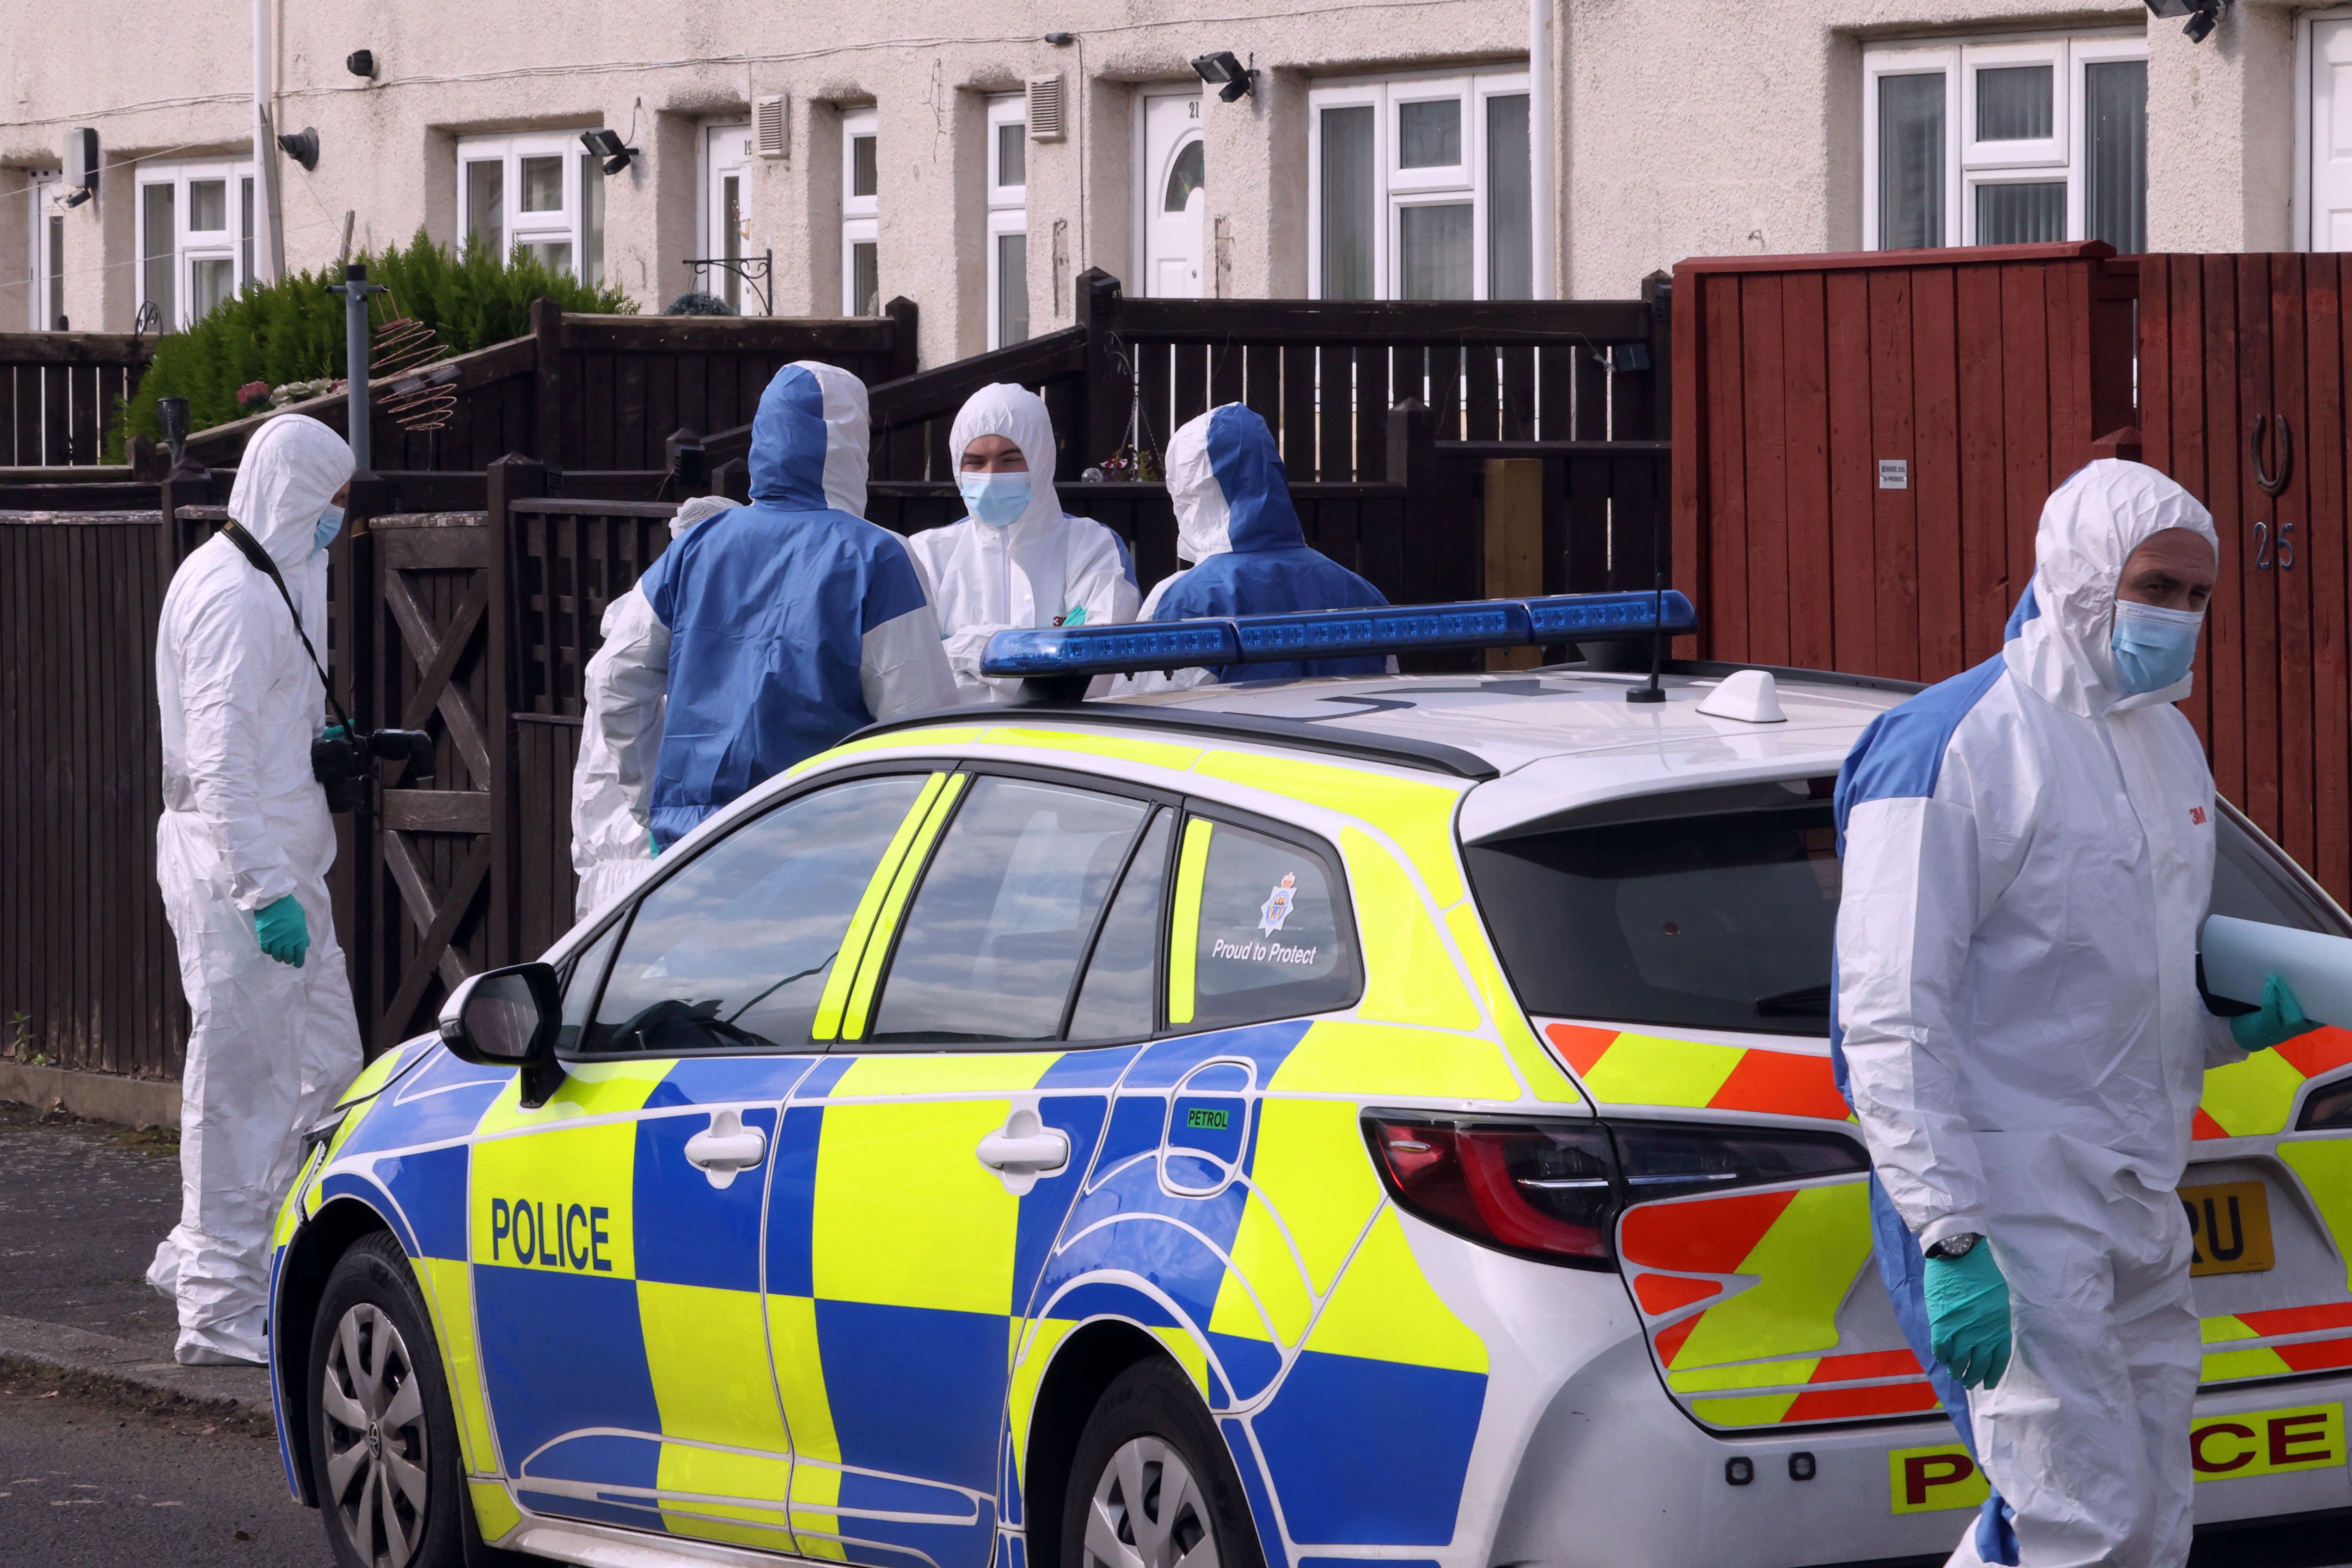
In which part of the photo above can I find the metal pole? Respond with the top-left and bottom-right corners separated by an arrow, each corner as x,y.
252,0 -> 285,282
337,263 -> 380,470
1528,0 -> 1556,299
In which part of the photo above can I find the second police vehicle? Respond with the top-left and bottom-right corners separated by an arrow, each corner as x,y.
270,594 -> 2352,1568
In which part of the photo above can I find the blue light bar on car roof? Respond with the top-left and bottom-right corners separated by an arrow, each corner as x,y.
979,590 -> 1698,679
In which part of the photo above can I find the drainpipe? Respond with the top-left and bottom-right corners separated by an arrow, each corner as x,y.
253,0 -> 286,282
1528,0 -> 1556,299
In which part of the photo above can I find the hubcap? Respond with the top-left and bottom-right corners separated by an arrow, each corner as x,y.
1083,1436 -> 1218,1568
320,1302 -> 430,1568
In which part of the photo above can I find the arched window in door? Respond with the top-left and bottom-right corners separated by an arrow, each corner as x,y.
1164,140 -> 1204,211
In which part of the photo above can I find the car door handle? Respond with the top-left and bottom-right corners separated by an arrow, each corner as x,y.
976,1108 -> 1069,1194
977,1130 -> 1069,1172
683,1108 -> 767,1189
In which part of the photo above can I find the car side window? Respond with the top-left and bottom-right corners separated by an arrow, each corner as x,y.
583,774 -> 930,1054
1170,815 -> 1359,1032
865,776 -> 1150,1046
556,916 -> 627,1051
1066,808 -> 1174,1042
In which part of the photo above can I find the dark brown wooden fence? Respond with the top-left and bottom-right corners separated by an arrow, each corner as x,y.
1672,241 -> 2138,679
0,333 -> 154,466
180,300 -> 916,473
0,510 -> 180,1077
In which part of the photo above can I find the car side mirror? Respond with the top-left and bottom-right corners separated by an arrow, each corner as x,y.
438,962 -> 566,1108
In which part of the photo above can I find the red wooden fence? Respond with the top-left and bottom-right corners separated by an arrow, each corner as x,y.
2140,254 -> 2352,902
1672,241 -> 2138,681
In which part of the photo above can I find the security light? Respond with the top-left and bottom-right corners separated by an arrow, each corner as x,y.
2145,0 -> 2228,42
581,128 -> 634,176
278,127 -> 320,172
1191,51 -> 1255,104
346,49 -> 375,79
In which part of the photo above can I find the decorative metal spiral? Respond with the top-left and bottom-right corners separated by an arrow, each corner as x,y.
372,302 -> 458,434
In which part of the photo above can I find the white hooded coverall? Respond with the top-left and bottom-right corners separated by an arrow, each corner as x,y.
147,414 -> 365,1365
905,382 -> 1139,704
1833,460 -> 2240,1568
571,495 -> 738,919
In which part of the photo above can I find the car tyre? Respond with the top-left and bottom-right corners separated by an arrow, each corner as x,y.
1060,1359 -> 1265,1568
307,1230 -> 469,1568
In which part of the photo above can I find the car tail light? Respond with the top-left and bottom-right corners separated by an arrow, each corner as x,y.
2299,1078 -> 2352,1130
1368,1117 -> 1620,1268
1366,1114 -> 1870,1270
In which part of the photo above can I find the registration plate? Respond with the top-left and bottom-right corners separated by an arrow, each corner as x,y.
2182,1179 -> 2274,1276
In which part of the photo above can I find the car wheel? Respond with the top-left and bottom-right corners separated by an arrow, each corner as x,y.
307,1231 -> 467,1568
1061,1360 -> 1265,1568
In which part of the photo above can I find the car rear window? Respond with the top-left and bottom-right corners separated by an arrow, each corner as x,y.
1467,791 -> 2348,1040
1466,801 -> 1842,1037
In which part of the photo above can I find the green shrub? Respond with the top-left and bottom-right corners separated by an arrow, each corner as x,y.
119,230 -> 632,449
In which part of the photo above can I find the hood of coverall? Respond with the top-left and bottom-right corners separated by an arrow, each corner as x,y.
2003,459 -> 2220,719
1164,404 -> 1308,565
747,360 -> 869,516
226,415 -> 355,574
948,382 -> 1065,535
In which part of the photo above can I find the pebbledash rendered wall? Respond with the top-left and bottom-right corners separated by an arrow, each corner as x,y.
0,0 -> 2317,358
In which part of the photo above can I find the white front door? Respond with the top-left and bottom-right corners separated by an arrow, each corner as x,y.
1139,93 -> 1205,297
703,123 -> 756,311
2315,20 -> 2352,251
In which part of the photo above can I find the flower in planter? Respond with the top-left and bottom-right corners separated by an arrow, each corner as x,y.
236,379 -> 272,409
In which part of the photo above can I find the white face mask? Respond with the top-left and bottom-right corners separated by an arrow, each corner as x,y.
958,472 -> 1030,527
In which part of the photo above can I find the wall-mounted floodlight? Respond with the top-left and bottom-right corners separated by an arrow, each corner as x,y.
2144,0 -> 2229,43
581,128 -> 635,176
1190,51 -> 1255,104
62,126 -> 98,204
346,49 -> 376,79
278,127 -> 320,171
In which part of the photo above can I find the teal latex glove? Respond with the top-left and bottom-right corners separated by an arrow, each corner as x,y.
319,721 -> 353,743
1923,1243 -> 2011,1390
648,827 -> 662,859
2233,972 -> 2321,1052
253,894 -> 310,968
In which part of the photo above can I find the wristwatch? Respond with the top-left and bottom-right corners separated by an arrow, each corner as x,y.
1926,1232 -> 1983,1260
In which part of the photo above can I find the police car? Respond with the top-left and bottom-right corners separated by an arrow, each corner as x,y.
270,594 -> 2352,1568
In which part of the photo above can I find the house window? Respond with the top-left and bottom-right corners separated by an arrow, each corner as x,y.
1864,32 -> 2147,254
701,123 -> 755,312
987,93 -> 1029,347
842,109 -> 880,316
135,159 -> 257,330
457,133 -> 605,284
26,173 -> 64,330
1307,67 -> 1533,301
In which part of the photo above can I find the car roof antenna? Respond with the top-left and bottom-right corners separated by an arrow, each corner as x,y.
1626,499 -> 1667,704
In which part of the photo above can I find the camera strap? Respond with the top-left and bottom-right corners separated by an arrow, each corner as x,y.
220,519 -> 355,736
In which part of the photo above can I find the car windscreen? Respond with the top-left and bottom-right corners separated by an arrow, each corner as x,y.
1466,802 -> 1843,1037
1468,794 -> 2347,1040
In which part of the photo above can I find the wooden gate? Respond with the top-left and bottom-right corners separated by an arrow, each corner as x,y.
360,501 -> 509,1044
2139,254 -> 2352,904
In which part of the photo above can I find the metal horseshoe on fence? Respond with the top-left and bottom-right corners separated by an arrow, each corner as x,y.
2251,414 -> 2293,498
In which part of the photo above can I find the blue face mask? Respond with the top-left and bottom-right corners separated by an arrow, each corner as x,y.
314,504 -> 345,555
957,472 -> 1031,527
2111,599 -> 2204,694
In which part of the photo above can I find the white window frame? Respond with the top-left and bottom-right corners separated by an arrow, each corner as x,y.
698,121 -> 755,311
26,171 -> 62,331
986,93 -> 1029,348
1862,30 -> 2145,251
841,108 -> 879,316
135,158 -> 257,330
457,132 -> 594,280
1306,66 -> 1530,302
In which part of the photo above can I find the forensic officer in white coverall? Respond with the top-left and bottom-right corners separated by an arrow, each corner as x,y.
147,414 -> 365,1365
1834,459 -> 2319,1567
570,494 -> 739,918
904,382 -> 1139,704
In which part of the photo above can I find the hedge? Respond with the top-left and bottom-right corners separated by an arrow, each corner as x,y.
119,230 -> 632,448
